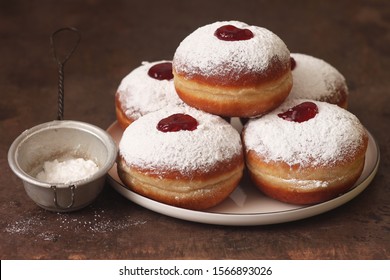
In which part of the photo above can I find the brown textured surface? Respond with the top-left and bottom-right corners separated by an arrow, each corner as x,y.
1,0 -> 389,259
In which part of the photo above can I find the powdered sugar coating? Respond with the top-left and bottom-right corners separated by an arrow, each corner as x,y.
243,99 -> 366,167
119,105 -> 243,175
173,21 -> 290,82
36,158 -> 98,184
117,61 -> 183,120
287,53 -> 348,102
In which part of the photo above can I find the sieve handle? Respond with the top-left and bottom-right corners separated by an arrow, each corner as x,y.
51,185 -> 76,209
50,27 -> 81,121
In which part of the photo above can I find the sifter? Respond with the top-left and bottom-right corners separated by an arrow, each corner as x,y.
8,27 -> 117,212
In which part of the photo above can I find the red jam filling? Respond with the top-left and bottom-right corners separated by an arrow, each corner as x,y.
157,113 -> 198,132
277,102 -> 318,123
214,25 -> 253,41
148,62 -> 174,80
290,57 -> 296,70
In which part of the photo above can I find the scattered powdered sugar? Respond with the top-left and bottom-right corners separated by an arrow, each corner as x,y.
56,210 -> 147,233
36,157 -> 99,184
287,53 -> 348,102
4,213 -> 61,242
117,60 -> 183,120
119,105 -> 243,175
4,215 -> 44,235
173,20 -> 290,82
243,99 -> 366,167
4,208 -> 147,240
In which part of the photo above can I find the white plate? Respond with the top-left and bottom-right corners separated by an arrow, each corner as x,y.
107,120 -> 380,226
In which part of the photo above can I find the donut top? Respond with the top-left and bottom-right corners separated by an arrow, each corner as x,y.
119,105 -> 243,176
117,60 -> 183,119
173,21 -> 290,84
287,53 -> 348,102
243,99 -> 366,167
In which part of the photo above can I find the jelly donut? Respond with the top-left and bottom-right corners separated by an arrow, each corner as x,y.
115,60 -> 183,129
242,99 -> 368,205
117,105 -> 244,210
172,21 -> 292,118
288,53 -> 349,108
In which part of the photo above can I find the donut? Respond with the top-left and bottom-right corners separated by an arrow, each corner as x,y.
239,53 -> 349,126
172,21 -> 292,118
117,105 -> 244,210
115,60 -> 183,129
242,99 -> 368,205
288,53 -> 349,108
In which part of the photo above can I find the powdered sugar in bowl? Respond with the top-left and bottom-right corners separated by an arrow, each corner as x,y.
8,120 -> 117,212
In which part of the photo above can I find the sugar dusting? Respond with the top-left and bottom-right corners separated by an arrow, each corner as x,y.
4,208 -> 147,240
117,60 -> 183,120
173,20 -> 290,82
36,158 -> 99,184
244,99 -> 366,167
56,210 -> 147,233
287,53 -> 348,102
119,104 -> 243,175
5,215 -> 44,234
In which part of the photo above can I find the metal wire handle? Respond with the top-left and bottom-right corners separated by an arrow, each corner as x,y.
51,185 -> 76,209
50,27 -> 81,120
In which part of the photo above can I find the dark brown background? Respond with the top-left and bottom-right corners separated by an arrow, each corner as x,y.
1,0 -> 389,259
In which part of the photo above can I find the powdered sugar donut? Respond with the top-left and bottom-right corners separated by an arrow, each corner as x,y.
173,21 -> 292,117
288,53 -> 349,108
117,105 -> 244,210
115,60 -> 183,129
242,99 -> 368,205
